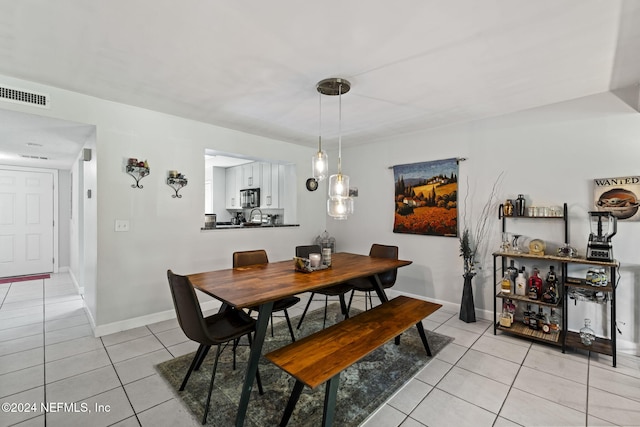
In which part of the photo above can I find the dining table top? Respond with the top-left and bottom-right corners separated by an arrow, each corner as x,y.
187,252 -> 412,309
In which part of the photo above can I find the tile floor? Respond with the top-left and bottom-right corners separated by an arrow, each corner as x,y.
1,273 -> 639,427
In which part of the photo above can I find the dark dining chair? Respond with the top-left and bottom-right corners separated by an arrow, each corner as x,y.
167,270 -> 263,425
295,245 -> 352,329
346,244 -> 399,313
232,249 -> 299,342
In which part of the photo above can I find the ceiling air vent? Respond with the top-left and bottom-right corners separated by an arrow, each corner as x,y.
20,154 -> 49,160
0,85 -> 50,108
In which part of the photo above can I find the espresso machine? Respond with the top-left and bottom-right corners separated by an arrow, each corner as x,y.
586,211 -> 617,261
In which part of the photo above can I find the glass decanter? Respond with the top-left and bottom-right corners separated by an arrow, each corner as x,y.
579,318 -> 596,346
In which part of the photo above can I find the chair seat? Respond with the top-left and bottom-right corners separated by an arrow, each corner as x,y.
204,309 -> 256,343
249,296 -> 300,313
315,283 -> 353,296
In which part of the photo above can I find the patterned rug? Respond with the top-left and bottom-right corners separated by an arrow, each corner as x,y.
156,303 -> 453,426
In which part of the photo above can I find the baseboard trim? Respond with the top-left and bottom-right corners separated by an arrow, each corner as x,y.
90,300 -> 221,338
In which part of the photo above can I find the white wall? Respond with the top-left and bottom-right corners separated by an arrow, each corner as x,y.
330,92 -> 640,353
0,74 -> 327,335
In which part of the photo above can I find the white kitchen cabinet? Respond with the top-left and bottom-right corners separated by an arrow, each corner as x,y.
225,166 -> 242,209
242,162 -> 261,188
260,162 -> 281,208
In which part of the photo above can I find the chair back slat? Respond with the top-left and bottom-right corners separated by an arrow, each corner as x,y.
295,245 -> 321,259
233,249 -> 269,268
369,244 -> 399,287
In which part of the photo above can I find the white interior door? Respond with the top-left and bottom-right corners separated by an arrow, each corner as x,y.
0,168 -> 54,277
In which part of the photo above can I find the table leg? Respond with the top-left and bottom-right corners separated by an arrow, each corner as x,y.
322,375 -> 340,427
371,274 -> 389,303
235,301 -> 273,427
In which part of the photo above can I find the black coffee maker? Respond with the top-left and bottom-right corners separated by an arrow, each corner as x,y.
586,211 -> 617,261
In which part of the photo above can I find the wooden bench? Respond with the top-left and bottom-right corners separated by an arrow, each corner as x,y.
265,295 -> 442,426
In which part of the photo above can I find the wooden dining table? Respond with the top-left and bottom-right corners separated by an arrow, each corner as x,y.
187,252 -> 412,427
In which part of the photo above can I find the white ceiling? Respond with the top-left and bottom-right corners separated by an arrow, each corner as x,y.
0,0 -> 639,169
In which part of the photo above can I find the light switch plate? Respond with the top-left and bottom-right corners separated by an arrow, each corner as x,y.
114,219 -> 130,232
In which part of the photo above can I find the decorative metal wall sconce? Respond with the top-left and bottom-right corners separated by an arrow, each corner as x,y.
166,170 -> 188,198
126,158 -> 150,188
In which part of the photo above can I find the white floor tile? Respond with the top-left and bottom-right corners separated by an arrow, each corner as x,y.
124,374 -> 174,413
471,335 -> 530,364
154,327 -> 189,347
104,335 -> 164,364
523,347 -> 589,384
45,365 -> 120,404
0,347 -> 43,375
388,378 -> 433,415
137,398 -> 200,427
45,335 -> 104,362
433,324 -> 481,348
361,403 -> 406,427
399,417 -> 426,427
589,364 -> 640,402
44,323 -> 93,346
45,348 -> 112,384
499,388 -> 585,426
147,318 -> 179,334
414,358 -> 453,386
456,349 -> 521,385
513,366 -> 586,412
0,334 -> 43,357
0,364 -> 44,399
444,316 -> 492,335
44,314 -> 89,333
0,322 -> 42,343
114,348 -> 174,385
101,326 -> 151,347
437,366 -> 510,413
411,388 -> 496,427
45,387 -> 135,427
0,386 -> 45,427
434,342 -> 468,365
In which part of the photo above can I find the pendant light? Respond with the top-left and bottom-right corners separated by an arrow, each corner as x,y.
311,91 -> 328,181
316,77 -> 354,220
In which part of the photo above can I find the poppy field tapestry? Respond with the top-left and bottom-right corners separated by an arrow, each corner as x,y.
393,158 -> 458,237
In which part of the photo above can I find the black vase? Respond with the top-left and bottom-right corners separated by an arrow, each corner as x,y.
459,273 -> 476,323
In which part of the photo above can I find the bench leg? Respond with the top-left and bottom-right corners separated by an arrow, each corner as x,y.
279,380 -> 304,427
323,375 -> 340,427
415,321 -> 432,356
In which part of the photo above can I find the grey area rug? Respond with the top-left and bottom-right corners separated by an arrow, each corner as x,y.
156,303 -> 453,426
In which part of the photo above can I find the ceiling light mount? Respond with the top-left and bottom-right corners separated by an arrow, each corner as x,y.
316,78 -> 351,96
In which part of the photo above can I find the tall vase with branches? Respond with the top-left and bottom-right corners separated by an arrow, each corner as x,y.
458,173 -> 504,322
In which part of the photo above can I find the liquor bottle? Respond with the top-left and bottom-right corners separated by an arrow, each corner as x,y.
503,199 -> 514,217
515,194 -> 526,216
499,310 -> 513,328
549,308 -> 560,334
527,268 -> 543,300
528,306 -> 539,330
580,319 -> 596,346
501,273 -> 512,295
542,265 -> 558,304
538,307 -> 550,333
515,268 -> 527,296
523,304 -> 532,326
506,260 -> 519,284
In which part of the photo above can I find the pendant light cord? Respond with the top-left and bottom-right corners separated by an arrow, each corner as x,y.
318,91 -> 322,152
338,82 -> 342,175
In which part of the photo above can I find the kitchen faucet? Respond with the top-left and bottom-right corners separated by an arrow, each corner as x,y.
249,208 -> 263,223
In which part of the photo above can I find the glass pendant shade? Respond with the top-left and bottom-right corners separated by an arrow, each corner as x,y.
327,196 -> 354,219
328,173 -> 349,198
312,150 -> 328,181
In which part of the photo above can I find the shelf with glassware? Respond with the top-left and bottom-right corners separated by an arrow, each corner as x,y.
493,201 -> 568,346
562,259 -> 618,366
